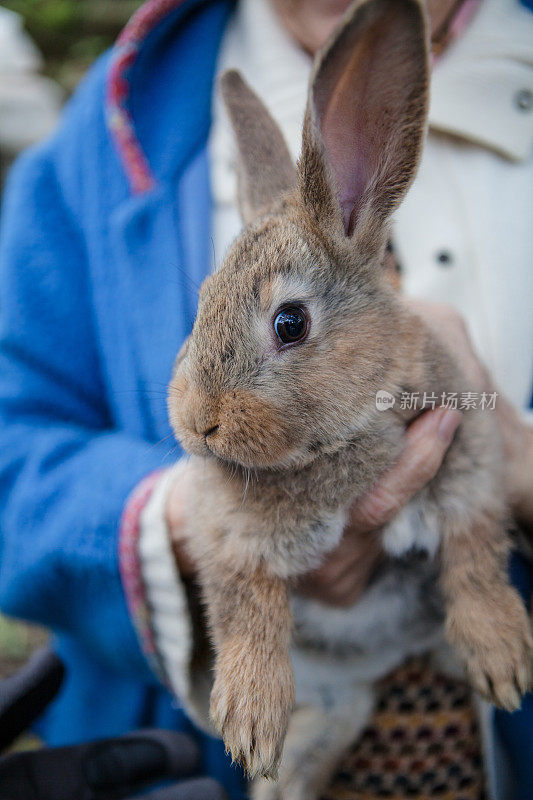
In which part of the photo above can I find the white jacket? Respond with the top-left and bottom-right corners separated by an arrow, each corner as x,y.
140,1 -> 533,798
210,0 -> 533,409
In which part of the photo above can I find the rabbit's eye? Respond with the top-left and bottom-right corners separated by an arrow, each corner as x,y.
273,305 -> 309,347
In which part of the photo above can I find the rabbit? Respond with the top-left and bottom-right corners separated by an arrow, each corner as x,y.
167,0 -> 532,797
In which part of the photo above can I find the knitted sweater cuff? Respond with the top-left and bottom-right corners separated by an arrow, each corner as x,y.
119,464 -> 194,705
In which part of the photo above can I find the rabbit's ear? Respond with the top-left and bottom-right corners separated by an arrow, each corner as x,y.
299,0 -> 429,247
220,70 -> 297,224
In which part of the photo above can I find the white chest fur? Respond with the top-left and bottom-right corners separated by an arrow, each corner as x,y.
290,497 -> 445,709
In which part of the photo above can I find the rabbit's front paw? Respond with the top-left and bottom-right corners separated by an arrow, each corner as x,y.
447,586 -> 532,711
210,647 -> 294,779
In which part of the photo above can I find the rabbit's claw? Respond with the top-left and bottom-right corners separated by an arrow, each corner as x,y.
210,650 -> 294,779
447,585 -> 532,711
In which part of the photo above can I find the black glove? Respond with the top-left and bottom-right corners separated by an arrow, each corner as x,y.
0,648 -> 228,800
0,646 -> 65,752
0,729 -> 227,800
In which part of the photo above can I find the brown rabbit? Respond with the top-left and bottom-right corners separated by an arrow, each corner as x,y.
167,0 -> 532,796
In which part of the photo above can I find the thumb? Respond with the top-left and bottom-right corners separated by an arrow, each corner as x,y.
352,408 -> 462,532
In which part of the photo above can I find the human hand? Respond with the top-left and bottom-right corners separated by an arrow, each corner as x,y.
166,470 -> 196,580
296,406 -> 462,606
167,297 -> 531,600
407,300 -> 533,531
167,400 -> 461,599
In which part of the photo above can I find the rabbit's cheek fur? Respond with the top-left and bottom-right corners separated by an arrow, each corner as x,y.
169,370 -> 305,468
205,389 -> 303,468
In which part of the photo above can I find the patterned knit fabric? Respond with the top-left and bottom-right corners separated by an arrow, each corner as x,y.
323,657 -> 485,800
119,469 -> 167,682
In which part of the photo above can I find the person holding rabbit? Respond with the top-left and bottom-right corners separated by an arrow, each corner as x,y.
0,0 -> 531,799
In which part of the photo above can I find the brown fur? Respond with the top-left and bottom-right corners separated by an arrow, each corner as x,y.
441,514 -> 532,708
252,700 -> 374,800
167,0 -> 531,784
221,70 -> 297,224
205,564 -> 294,777
299,0 -> 429,245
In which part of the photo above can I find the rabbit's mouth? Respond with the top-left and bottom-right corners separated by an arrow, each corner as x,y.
169,372 -> 306,469
186,418 -> 303,471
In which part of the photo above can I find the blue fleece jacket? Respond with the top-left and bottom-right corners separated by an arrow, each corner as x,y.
0,0 -> 246,796
0,1 -> 530,798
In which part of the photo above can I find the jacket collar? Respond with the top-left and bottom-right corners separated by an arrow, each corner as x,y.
107,0 -> 532,196
106,0 -> 234,194
430,0 -> 533,162
104,2 -> 232,435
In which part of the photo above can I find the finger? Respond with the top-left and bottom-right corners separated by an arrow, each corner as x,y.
313,567 -> 374,608
300,538 -> 355,587
296,522 -> 383,600
307,525 -> 381,581
297,409 -> 460,602
329,571 -> 370,607
170,534 -> 196,580
321,530 -> 382,585
352,408 -> 462,532
301,541 -> 381,605
126,777 -> 229,800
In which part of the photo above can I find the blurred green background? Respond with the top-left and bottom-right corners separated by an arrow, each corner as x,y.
3,1 -> 143,91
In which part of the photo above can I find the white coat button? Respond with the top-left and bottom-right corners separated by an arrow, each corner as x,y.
514,89 -> 533,112
436,250 -> 454,266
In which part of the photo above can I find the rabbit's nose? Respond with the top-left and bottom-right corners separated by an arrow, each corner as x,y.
201,424 -> 219,438
190,398 -> 220,439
